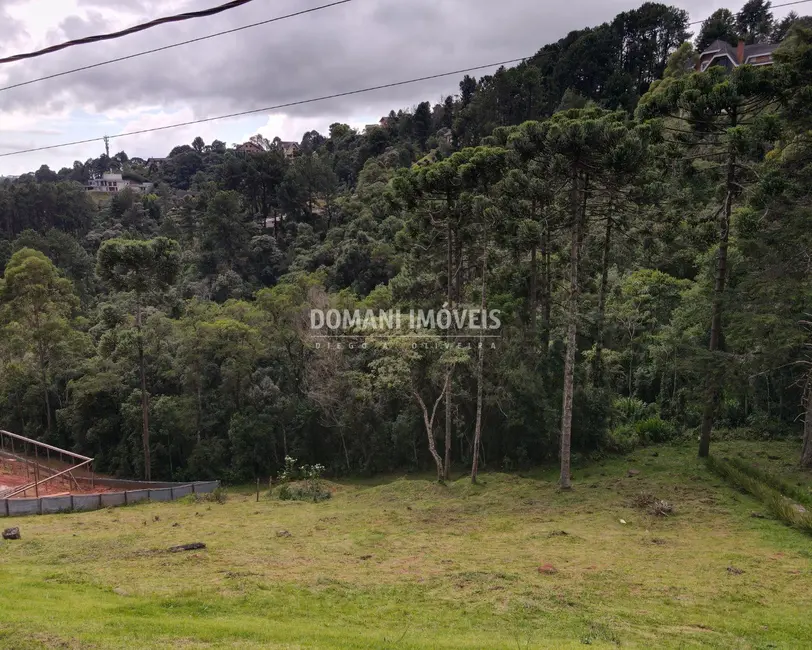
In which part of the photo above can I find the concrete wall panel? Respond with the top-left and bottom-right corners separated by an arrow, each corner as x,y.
7,498 -> 39,516
125,489 -> 149,504
148,488 -> 172,502
100,492 -> 126,508
41,496 -> 72,514
72,494 -> 102,511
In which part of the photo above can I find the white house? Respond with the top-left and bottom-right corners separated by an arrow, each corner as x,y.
85,172 -> 153,194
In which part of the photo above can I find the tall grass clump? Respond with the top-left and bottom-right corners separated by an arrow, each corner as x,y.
707,456 -> 812,535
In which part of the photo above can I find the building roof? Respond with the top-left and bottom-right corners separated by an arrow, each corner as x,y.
699,39 -> 779,66
237,141 -> 264,152
744,42 -> 778,61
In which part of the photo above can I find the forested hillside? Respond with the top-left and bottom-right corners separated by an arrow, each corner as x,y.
2,1 -> 812,485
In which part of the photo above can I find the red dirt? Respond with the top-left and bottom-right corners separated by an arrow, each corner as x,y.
0,459 -> 117,497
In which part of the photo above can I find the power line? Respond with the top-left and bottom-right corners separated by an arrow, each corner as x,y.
688,0 -> 812,25
0,0 -> 805,93
0,58 -> 529,158
0,0 -> 260,66
0,1 -> 354,94
2,1 -> 809,158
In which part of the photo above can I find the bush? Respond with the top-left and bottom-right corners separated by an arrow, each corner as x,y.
604,424 -> 639,454
276,458 -> 330,503
744,413 -> 796,439
612,397 -> 656,425
278,482 -> 332,503
187,486 -> 227,504
635,417 -> 677,443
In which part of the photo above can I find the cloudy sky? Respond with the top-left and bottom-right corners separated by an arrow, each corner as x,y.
0,0 -> 800,175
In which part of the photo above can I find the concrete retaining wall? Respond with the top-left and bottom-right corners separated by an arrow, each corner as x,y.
0,481 -> 220,518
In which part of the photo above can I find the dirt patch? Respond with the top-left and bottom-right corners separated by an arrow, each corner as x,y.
0,465 -> 118,497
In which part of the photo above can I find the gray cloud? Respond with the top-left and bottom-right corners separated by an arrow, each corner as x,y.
0,1 -> 780,136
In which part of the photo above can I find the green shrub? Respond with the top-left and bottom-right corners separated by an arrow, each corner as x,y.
276,459 -> 330,503
612,397 -> 655,425
744,413 -> 796,439
635,417 -> 677,444
278,482 -> 331,503
604,424 -> 639,454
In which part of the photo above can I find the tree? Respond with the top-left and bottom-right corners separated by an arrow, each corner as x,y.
638,58 -> 780,457
413,101 -> 433,149
460,75 -> 477,107
509,110 -> 645,487
96,238 -> 180,480
0,248 -> 80,437
371,335 -> 467,481
737,0 -> 774,44
695,9 -> 738,52
192,136 -> 206,153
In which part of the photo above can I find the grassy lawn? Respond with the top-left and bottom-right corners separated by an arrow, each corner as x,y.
1,442 -> 811,649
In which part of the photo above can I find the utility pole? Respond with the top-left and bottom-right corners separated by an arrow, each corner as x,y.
103,135 -> 110,158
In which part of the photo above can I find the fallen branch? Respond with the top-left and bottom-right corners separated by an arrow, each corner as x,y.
168,542 -> 206,553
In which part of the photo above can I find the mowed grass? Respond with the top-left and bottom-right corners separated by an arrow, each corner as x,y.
1,443 -> 811,649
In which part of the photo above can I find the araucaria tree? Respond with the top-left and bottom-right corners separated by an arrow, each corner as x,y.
637,60 -> 779,457
96,238 -> 180,480
506,110 -> 647,488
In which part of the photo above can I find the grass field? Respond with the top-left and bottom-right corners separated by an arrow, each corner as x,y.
1,441 -> 811,649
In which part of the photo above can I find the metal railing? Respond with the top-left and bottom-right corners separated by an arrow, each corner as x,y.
0,430 -> 94,499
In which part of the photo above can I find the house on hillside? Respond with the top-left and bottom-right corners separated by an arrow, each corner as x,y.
236,141 -> 265,155
697,40 -> 778,72
85,172 -> 153,194
146,157 -> 167,172
279,141 -> 300,158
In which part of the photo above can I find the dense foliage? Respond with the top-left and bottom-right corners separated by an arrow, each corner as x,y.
2,3 -> 812,483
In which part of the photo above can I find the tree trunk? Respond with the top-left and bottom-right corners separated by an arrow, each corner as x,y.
541,219 -> 551,355
38,346 -> 52,438
592,216 -> 613,386
137,300 -> 151,481
528,200 -> 538,332
414,380 -> 449,482
529,244 -> 538,332
444,220 -> 454,481
560,174 -> 582,490
444,373 -> 452,481
699,131 -> 736,458
196,384 -> 202,443
471,238 -> 488,484
802,380 -> 812,469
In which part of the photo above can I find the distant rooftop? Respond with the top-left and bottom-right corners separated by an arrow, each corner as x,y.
698,39 -> 778,71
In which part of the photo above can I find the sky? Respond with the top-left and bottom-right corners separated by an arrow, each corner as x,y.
0,0 -> 802,175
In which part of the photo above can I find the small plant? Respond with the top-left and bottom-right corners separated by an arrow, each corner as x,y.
276,458 -> 331,503
650,499 -> 674,517
194,486 -> 227,504
302,463 -> 327,500
631,492 -> 657,509
279,456 -> 300,483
